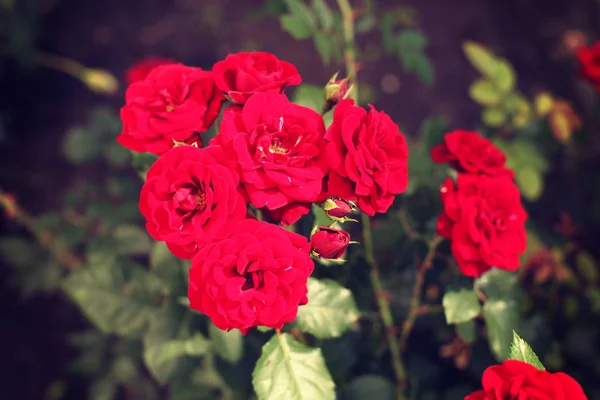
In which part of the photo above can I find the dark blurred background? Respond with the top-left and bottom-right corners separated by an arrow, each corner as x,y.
1,0 -> 600,399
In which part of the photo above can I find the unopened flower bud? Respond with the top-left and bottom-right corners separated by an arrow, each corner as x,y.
322,197 -> 357,222
310,226 -> 351,260
81,68 -> 119,94
322,72 -> 352,114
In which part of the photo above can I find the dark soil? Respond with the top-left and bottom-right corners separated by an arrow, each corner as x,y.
1,0 -> 599,399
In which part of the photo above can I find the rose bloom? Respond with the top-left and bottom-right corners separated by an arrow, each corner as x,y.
325,99 -> 409,216
577,40 -> 600,89
118,64 -> 224,155
212,52 -> 301,104
188,219 -> 314,333
436,174 -> 527,277
465,360 -> 587,400
310,226 -> 350,259
262,202 -> 311,226
139,145 -> 246,260
211,92 -> 329,215
125,57 -> 177,84
431,130 -> 513,176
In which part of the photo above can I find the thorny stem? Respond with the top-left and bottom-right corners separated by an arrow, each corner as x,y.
362,214 -> 408,400
0,188 -> 83,271
399,235 -> 444,351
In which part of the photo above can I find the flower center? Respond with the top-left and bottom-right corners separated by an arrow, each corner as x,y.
166,104 -> 175,112
242,270 -> 264,291
269,143 -> 288,154
173,187 -> 207,216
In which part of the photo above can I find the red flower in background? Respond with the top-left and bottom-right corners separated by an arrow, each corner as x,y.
436,174 -> 527,277
431,130 -> 512,177
211,92 -> 329,215
577,40 -> 600,90
125,57 -> 177,84
118,64 -> 224,155
465,360 -> 587,400
325,99 -> 409,216
139,145 -> 246,259
212,52 -> 301,104
188,219 -> 314,333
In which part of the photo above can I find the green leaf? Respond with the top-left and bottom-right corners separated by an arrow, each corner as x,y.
442,288 -> 482,324
104,141 -> 131,168
283,0 -> 316,26
462,41 -> 501,78
209,322 -> 244,364
469,79 -> 501,106
411,53 -> 435,85
64,260 -> 165,337
474,269 -> 519,301
482,108 -> 507,127
311,0 -> 333,32
576,251 -> 598,283
295,278 -> 359,339
515,167 -> 543,201
508,331 -> 545,370
257,326 -> 274,333
507,139 -> 549,172
88,377 -> 117,400
380,14 -> 395,54
113,224 -> 152,256
143,305 -> 207,384
483,299 -> 520,361
356,14 -> 376,33
456,320 -> 477,344
397,29 -> 427,50
419,115 -> 448,151
313,31 -> 332,65
144,334 -> 209,382
252,333 -> 335,400
0,236 -> 36,266
585,288 -> 600,313
150,241 -> 189,296
493,59 -> 516,93
281,14 -> 313,40
62,127 -> 101,164
345,375 -> 394,400
35,213 -> 63,230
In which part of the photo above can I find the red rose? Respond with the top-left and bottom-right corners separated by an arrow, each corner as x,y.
139,145 -> 246,259
431,130 -> 513,176
211,92 -> 329,212
125,57 -> 177,84
118,64 -> 224,155
577,41 -> 600,89
325,99 -> 409,216
465,360 -> 587,400
262,202 -> 312,226
188,219 -> 314,333
310,226 -> 351,259
436,174 -> 527,277
212,52 -> 301,104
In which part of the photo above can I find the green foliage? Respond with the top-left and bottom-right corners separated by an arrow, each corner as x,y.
508,331 -> 545,370
295,278 -> 359,339
209,322 -> 244,364
64,260 -> 166,337
150,242 -> 189,295
292,84 -> 333,127
442,288 -> 482,324
345,375 -> 395,400
456,320 -> 477,344
131,152 -> 159,181
113,224 -> 152,256
252,333 -> 335,400
576,251 -> 598,283
396,29 -> 434,84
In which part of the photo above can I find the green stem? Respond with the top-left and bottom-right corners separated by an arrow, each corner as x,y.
335,0 -> 359,101
399,235 -> 444,351
362,214 -> 407,399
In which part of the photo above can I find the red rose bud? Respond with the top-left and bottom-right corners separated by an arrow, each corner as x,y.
325,72 -> 351,104
322,197 -> 357,222
310,226 -> 351,260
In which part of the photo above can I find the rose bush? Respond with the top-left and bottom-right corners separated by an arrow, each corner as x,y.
118,64 -> 224,154
188,219 -> 313,333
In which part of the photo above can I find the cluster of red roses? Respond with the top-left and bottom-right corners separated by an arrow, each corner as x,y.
118,52 -> 409,332
431,130 -> 528,278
